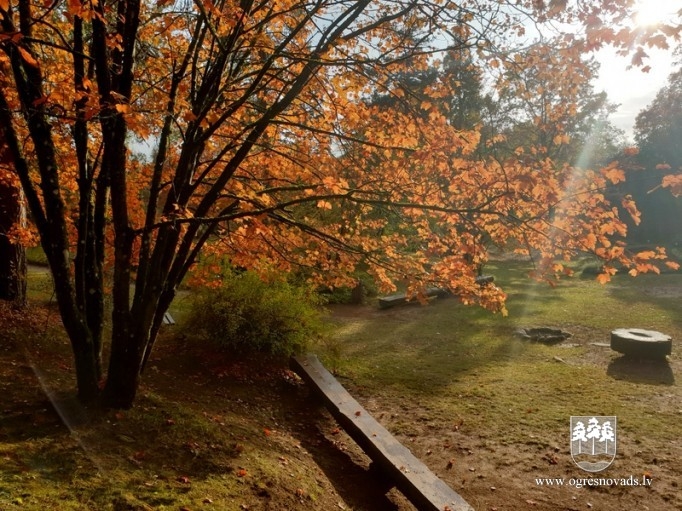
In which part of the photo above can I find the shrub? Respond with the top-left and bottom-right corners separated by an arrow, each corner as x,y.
183,269 -> 326,357
317,271 -> 378,305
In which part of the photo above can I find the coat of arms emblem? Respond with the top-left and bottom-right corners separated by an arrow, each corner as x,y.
570,416 -> 617,472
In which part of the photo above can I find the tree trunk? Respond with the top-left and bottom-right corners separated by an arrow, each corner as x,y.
0,234 -> 26,304
0,168 -> 26,306
101,328 -> 147,409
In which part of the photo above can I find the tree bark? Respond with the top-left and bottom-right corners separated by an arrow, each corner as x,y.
101,329 -> 147,409
0,132 -> 26,306
0,238 -> 26,305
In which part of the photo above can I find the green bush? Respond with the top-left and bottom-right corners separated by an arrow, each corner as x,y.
317,271 -> 378,305
183,269 -> 326,357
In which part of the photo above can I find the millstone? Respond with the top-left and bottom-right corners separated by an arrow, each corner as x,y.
610,328 -> 672,359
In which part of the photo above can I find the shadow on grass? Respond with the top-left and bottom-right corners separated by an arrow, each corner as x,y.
1,324 -> 406,511
606,355 -> 675,385
332,299 -> 539,396
292,404 -> 404,511
605,273 -> 682,331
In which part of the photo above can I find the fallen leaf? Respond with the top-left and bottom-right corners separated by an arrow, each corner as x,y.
177,476 -> 191,484
446,459 -> 454,470
354,411 -> 361,417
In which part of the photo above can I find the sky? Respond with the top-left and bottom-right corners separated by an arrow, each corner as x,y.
594,45 -> 678,141
592,0 -> 682,141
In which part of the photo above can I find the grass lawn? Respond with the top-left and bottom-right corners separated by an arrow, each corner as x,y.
323,260 -> 682,510
1,260 -> 680,510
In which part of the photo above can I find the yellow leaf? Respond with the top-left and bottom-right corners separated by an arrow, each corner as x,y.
115,103 -> 129,114
0,0 -> 9,12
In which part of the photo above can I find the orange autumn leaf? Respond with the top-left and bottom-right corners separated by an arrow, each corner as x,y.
661,174 -> 682,197
18,47 -> 39,68
601,166 -> 625,184
596,273 -> 611,284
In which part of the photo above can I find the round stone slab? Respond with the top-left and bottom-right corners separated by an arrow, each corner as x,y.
610,328 -> 672,359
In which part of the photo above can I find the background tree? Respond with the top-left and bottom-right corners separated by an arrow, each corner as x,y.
486,42 -> 625,166
618,66 -> 682,245
0,0 -> 678,408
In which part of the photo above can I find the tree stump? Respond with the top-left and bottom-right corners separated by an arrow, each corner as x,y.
610,328 -> 672,359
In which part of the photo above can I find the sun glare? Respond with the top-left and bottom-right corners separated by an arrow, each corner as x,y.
634,0 -> 681,28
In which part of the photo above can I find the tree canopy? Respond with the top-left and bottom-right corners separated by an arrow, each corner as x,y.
1,0 -> 680,407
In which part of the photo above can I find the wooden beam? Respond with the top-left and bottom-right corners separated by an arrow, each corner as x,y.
291,354 -> 474,511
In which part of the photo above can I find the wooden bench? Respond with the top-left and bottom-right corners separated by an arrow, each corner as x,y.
291,354 -> 474,511
378,276 -> 494,309
378,287 -> 450,309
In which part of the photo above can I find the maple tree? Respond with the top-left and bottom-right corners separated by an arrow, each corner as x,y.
0,0 -> 680,408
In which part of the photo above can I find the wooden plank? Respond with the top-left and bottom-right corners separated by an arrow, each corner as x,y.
377,278 -> 493,310
291,354 -> 474,511
378,287 -> 450,309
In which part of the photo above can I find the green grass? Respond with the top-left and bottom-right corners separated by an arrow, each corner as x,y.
324,259 -> 682,454
5,258 -> 681,510
25,246 -> 49,266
